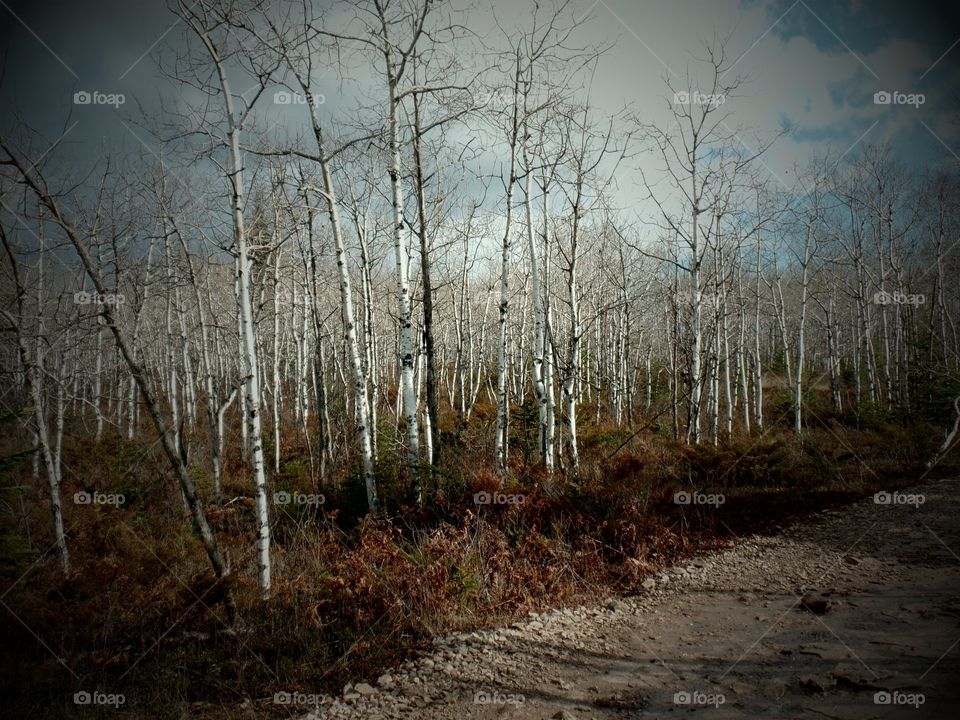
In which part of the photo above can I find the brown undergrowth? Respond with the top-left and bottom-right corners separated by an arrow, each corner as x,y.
0,402 -> 953,719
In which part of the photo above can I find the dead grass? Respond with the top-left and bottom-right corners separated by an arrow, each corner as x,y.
0,401 -> 954,719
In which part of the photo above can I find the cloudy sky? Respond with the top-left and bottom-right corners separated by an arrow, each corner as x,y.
1,0 -> 958,198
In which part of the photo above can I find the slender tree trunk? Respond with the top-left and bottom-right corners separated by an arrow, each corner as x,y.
524,152 -> 552,471
383,57 -> 422,502
272,245 -> 283,474
495,57 -> 521,477
795,229 -> 811,434
412,94 -> 441,467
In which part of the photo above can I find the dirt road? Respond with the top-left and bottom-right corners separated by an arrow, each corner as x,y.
301,477 -> 960,719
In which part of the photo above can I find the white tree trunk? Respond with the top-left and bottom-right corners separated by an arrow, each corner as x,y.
524,158 -> 553,471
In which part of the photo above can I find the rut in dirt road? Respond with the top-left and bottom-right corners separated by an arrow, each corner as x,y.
303,477 -> 960,720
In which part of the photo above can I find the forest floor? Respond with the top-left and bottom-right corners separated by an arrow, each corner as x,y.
299,476 -> 960,719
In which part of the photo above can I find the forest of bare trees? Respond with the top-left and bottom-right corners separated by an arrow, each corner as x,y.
1,0 -> 959,716
2,0 -> 960,594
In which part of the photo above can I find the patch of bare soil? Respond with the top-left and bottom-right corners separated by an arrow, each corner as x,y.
297,477 -> 960,719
